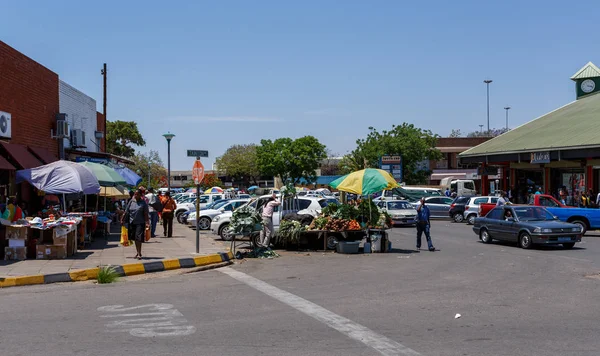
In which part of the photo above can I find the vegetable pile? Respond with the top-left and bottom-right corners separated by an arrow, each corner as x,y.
229,205 -> 262,235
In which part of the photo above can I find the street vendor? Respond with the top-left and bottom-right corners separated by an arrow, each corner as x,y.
259,193 -> 281,248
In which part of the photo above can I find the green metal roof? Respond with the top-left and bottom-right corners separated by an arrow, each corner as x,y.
460,91 -> 600,157
570,62 -> 600,80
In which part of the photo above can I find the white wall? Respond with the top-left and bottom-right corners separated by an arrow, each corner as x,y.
58,80 -> 99,152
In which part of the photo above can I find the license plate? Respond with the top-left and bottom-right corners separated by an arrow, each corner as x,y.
558,237 -> 572,242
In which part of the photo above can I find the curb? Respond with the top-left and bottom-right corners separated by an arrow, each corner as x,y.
0,251 -> 233,288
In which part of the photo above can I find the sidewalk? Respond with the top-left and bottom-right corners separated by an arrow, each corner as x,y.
0,222 -> 229,277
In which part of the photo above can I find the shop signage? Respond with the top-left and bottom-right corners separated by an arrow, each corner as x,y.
530,151 -> 550,164
380,155 -> 402,182
76,157 -> 109,164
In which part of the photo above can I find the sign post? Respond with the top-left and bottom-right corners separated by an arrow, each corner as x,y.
192,159 -> 205,254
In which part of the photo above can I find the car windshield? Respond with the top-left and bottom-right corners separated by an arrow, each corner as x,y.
319,198 -> 340,208
387,202 -> 412,210
512,207 -> 556,221
211,200 -> 230,209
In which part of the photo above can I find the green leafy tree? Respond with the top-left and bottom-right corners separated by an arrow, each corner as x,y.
130,150 -> 166,189
466,127 -> 510,137
449,129 -> 462,138
349,123 -> 442,185
257,136 -> 327,184
199,173 -> 223,190
215,144 -> 260,185
106,120 -> 146,157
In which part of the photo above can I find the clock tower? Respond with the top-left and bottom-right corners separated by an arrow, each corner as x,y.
571,61 -> 600,99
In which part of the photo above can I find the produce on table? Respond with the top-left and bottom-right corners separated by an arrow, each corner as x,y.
229,205 -> 262,235
277,220 -> 306,245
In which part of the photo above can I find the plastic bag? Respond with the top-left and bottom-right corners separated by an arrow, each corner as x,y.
120,226 -> 133,246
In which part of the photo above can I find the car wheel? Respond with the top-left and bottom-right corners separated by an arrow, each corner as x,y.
198,217 -> 211,230
480,228 -> 492,244
571,220 -> 588,235
219,223 -> 233,241
326,235 -> 337,250
467,214 -> 476,225
562,243 -> 575,249
453,213 -> 464,223
519,232 -> 533,249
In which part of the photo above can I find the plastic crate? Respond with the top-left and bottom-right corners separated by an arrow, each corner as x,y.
336,241 -> 360,254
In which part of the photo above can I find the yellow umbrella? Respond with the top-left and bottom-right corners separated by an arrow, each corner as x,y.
329,168 -> 399,195
99,186 -> 129,199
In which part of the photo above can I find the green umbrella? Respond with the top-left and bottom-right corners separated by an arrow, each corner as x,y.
78,161 -> 127,187
329,168 -> 399,196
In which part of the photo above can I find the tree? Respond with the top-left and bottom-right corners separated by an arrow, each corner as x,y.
199,173 -> 223,190
466,127 -> 510,137
130,150 -> 167,189
106,120 -> 146,157
215,144 -> 260,184
257,136 -> 327,184
449,129 -> 462,138
348,123 -> 442,185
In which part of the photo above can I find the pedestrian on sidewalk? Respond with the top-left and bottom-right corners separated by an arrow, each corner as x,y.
122,189 -> 149,260
161,191 -> 177,237
415,197 -> 435,252
145,188 -> 160,237
260,193 -> 281,248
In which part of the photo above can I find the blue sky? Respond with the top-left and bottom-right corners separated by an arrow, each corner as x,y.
4,1 -> 600,170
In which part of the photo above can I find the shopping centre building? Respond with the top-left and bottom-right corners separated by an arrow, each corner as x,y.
460,62 -> 600,202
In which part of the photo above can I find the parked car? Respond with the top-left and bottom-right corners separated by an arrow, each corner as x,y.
188,199 -> 250,230
376,200 -> 417,226
464,196 -> 499,225
478,194 -> 600,234
473,205 -> 583,249
177,200 -> 225,224
449,196 -> 472,223
411,196 -> 454,218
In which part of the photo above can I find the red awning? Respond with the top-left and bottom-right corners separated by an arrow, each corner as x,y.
0,154 -> 16,170
0,142 -> 43,169
28,146 -> 58,164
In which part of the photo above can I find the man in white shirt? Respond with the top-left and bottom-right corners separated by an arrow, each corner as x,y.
145,188 -> 159,238
260,193 -> 281,248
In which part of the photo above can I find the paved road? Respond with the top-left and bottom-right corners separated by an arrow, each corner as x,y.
2,220 -> 600,356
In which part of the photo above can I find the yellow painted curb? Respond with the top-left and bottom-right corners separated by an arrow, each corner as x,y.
0,277 -> 17,288
122,263 -> 146,276
14,275 -> 44,286
69,267 -> 100,281
162,259 -> 181,270
194,254 -> 222,266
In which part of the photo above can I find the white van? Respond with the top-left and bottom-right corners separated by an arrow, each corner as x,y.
440,178 -> 477,197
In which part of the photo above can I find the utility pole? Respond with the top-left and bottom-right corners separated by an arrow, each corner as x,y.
101,63 -> 107,151
484,79 -> 493,134
504,106 -> 511,130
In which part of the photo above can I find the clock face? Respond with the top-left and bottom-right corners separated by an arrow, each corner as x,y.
581,79 -> 596,93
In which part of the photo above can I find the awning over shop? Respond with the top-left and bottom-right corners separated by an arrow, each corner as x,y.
437,147 -> 473,153
0,142 -> 43,169
0,155 -> 16,170
28,146 -> 58,164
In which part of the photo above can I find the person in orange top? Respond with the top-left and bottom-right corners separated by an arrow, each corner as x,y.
161,191 -> 177,237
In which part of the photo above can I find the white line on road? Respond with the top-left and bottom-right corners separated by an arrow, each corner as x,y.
220,267 -> 421,356
97,304 -> 196,337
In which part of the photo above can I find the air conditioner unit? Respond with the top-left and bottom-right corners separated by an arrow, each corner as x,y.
56,121 -> 69,138
0,111 -> 12,139
71,129 -> 87,148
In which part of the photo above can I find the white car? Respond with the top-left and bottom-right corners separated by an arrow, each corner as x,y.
176,194 -> 226,219
376,200 -> 417,226
188,199 -> 250,230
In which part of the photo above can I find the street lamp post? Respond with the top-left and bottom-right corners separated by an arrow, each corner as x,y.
484,79 -> 493,134
504,106 -> 511,130
479,124 -> 484,134
162,132 -> 175,192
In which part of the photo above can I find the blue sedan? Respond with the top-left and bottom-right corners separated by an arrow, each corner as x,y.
473,206 -> 583,249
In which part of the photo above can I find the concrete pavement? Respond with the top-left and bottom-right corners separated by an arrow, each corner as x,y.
2,220 -> 600,355
0,222 -> 228,277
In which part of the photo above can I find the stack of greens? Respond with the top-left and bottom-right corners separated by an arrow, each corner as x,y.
229,205 -> 262,235
277,220 -> 306,245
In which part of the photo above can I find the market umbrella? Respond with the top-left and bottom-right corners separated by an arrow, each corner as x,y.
329,168 -> 399,196
78,161 -> 127,187
204,187 -> 224,194
99,186 -> 129,199
16,160 -> 100,195
113,166 -> 142,187
248,185 -> 259,191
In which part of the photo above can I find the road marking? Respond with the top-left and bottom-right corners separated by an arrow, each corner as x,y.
220,267 -> 421,356
97,303 -> 196,337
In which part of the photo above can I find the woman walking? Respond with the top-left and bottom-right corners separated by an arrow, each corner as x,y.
122,189 -> 149,260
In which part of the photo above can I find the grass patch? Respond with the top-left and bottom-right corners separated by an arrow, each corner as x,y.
97,266 -> 120,284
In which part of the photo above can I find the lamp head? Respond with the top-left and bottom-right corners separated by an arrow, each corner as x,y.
163,132 -> 175,142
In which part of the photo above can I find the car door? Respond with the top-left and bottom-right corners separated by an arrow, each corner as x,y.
484,208 -> 504,238
501,207 -> 520,242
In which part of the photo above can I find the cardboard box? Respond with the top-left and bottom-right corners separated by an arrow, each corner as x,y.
50,245 -> 67,259
53,236 -> 67,246
36,245 -> 52,260
6,226 -> 28,240
8,239 -> 26,248
5,247 -> 27,261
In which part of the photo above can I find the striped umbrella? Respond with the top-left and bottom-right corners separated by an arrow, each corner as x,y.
204,186 -> 224,194
329,168 -> 399,196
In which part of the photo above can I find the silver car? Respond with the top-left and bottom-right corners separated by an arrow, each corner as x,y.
464,196 -> 499,225
377,200 -> 418,226
411,197 -> 454,218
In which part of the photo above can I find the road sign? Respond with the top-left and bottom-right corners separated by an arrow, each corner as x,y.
187,150 -> 209,158
192,160 -> 205,184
